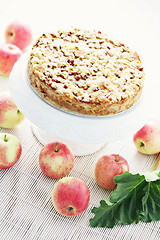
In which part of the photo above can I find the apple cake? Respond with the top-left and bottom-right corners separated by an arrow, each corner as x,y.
27,28 -> 145,116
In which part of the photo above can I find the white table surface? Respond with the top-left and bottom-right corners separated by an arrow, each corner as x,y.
1,1 -> 160,240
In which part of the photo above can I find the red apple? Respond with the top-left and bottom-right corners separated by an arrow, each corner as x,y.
133,119 -> 160,154
39,142 -> 74,178
5,22 -> 32,50
0,133 -> 22,169
51,177 -> 90,216
95,154 -> 129,190
0,95 -> 24,128
0,44 -> 22,76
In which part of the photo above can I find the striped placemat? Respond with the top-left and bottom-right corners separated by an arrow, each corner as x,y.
0,118 -> 160,240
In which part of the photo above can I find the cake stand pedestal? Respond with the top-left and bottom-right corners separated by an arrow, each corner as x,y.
9,52 -> 160,156
31,124 -> 106,156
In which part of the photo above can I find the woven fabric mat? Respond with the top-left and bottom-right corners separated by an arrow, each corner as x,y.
0,118 -> 160,240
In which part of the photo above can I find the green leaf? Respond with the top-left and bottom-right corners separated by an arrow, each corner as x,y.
90,171 -> 160,228
111,171 -> 145,203
140,179 -> 160,222
90,200 -> 115,228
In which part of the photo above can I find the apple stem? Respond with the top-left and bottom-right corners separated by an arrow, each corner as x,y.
55,143 -> 58,152
4,134 -> 8,142
140,142 -> 145,147
115,154 -> 119,162
150,153 -> 160,172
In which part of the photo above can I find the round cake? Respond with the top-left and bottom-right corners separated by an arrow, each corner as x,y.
27,28 -> 145,116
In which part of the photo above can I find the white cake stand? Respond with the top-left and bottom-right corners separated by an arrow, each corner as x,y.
9,52 -> 160,155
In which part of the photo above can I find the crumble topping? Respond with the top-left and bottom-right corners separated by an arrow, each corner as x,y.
28,28 -> 145,114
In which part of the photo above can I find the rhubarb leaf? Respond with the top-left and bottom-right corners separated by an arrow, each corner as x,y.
140,179 -> 160,222
90,171 -> 160,228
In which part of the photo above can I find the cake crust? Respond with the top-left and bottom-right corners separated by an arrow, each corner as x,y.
27,28 -> 145,116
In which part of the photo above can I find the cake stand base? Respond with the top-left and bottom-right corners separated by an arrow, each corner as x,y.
31,124 -> 106,156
